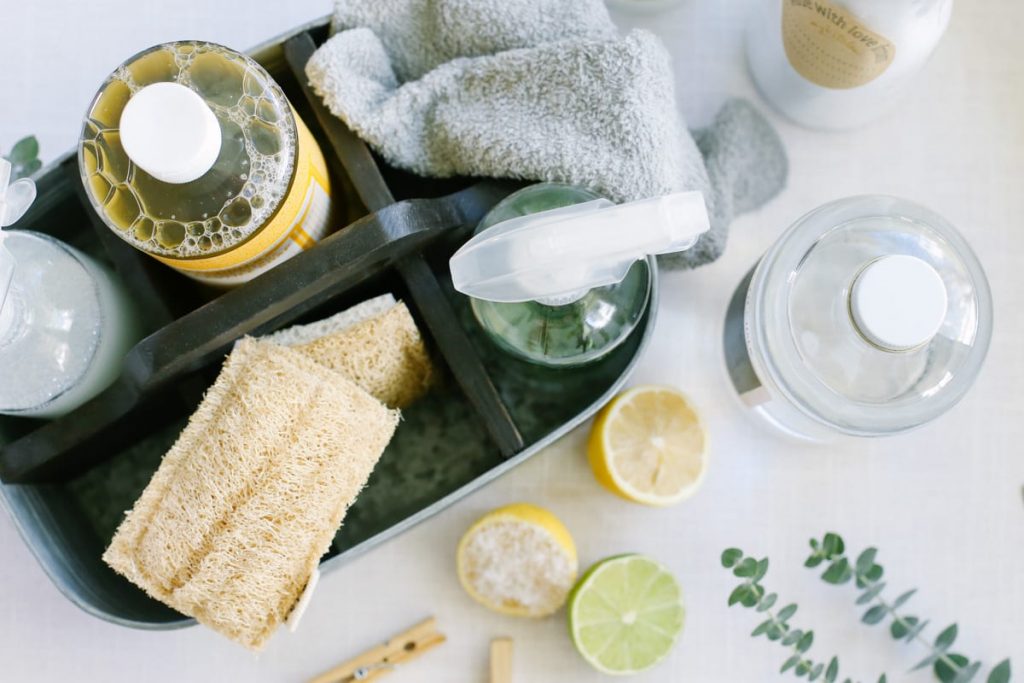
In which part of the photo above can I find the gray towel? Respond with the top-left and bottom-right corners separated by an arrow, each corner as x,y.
308,0 -> 787,268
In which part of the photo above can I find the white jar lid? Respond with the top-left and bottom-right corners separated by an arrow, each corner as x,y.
119,82 -> 222,184
851,255 -> 948,351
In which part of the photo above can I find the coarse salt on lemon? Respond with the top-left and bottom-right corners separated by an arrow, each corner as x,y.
588,385 -> 707,506
456,503 -> 578,617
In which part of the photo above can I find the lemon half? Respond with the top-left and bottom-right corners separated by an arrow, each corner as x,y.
588,385 -> 707,506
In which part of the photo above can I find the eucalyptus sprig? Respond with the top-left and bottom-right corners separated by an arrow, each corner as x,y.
806,533 -> 1012,683
722,548 -> 886,683
2,136 -> 41,179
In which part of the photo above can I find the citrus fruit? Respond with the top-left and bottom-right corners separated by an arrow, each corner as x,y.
588,385 -> 707,506
568,554 -> 685,675
456,503 -> 578,617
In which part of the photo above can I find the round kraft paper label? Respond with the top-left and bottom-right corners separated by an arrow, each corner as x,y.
781,0 -> 896,89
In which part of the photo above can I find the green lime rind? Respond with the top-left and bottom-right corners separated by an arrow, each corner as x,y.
567,554 -> 685,675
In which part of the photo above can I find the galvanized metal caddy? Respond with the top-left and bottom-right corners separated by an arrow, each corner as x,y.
0,20 -> 656,629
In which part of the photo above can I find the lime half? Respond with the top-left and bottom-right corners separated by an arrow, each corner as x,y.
568,554 -> 685,675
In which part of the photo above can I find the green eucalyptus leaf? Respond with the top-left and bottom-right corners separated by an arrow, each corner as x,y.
783,629 -> 804,646
757,592 -> 778,612
912,652 -> 941,671
752,620 -> 772,637
822,558 -> 853,585
742,583 -> 764,607
8,136 -> 38,165
777,604 -> 798,622
878,675 -> 888,683
805,555 -> 824,568
721,548 -> 743,568
855,548 -> 878,574
862,604 -> 888,625
934,624 -> 958,651
856,582 -> 887,605
935,654 -> 970,683
734,557 -> 758,578
951,661 -> 981,683
810,538 -> 820,550
797,631 -> 814,653
891,589 -> 916,610
890,616 -> 918,639
754,558 -> 770,582
825,657 -> 839,682
796,660 -> 812,676
856,563 -> 884,589
767,623 -> 786,641
782,655 -> 801,674
16,158 -> 42,180
904,618 -> 930,643
728,585 -> 748,607
809,663 -> 824,681
822,533 -> 845,558
987,659 -> 1011,683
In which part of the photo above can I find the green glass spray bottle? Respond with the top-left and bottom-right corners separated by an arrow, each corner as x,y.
450,183 -> 709,367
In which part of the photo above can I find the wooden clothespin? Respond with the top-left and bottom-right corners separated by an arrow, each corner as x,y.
490,638 -> 513,683
307,617 -> 446,683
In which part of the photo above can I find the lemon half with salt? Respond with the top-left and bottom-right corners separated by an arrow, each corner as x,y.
456,503 -> 578,617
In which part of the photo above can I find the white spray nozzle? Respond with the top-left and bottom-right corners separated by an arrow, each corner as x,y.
450,191 -> 709,304
0,158 -> 37,329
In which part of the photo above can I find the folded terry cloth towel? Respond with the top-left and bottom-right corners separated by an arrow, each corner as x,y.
308,0 -> 788,268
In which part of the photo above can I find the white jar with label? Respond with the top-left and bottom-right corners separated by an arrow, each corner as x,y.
746,0 -> 953,129
723,196 -> 991,441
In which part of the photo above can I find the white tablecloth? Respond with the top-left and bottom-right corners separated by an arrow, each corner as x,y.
1,1 -> 1022,681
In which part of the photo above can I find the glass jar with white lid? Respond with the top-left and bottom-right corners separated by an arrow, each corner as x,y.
724,195 -> 992,440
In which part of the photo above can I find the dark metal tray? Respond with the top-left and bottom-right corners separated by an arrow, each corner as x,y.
0,18 -> 657,629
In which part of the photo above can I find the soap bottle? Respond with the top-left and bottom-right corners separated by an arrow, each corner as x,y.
747,0 -> 954,129
79,41 -> 335,287
723,195 -> 991,441
0,160 -> 141,418
450,183 -> 709,367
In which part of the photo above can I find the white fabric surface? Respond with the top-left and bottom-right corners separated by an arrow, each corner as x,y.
1,1 -> 1023,681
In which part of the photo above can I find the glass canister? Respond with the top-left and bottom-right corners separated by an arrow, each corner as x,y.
0,160 -> 141,418
0,232 -> 141,418
723,195 -> 992,440
78,41 -> 335,286
746,0 -> 954,129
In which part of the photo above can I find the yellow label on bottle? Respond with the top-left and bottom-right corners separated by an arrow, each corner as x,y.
781,0 -> 895,89
153,110 -> 333,285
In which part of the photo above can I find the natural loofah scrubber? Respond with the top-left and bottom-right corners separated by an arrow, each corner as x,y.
103,338 -> 400,650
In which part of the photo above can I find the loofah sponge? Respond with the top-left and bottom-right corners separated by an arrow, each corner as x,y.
262,293 -> 397,347
103,338 -> 399,650
293,301 -> 434,409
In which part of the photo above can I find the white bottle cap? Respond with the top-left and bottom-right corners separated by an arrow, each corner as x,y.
119,82 -> 222,184
851,255 -> 948,351
450,191 -> 709,304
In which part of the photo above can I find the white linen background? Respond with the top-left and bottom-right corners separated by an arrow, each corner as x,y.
0,1 -> 1022,681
